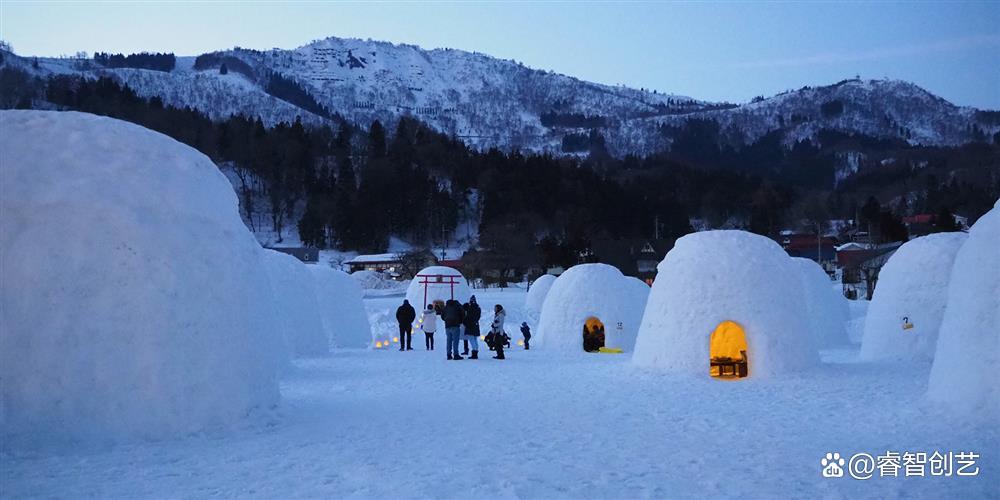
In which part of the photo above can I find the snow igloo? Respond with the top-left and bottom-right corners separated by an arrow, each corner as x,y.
405,266 -> 472,311
535,264 -> 649,353
525,274 -> 557,318
927,201 -> 1000,413
860,232 -> 967,362
791,257 -> 849,348
263,250 -> 328,358
0,111 -> 281,445
310,265 -> 373,349
632,230 -> 816,379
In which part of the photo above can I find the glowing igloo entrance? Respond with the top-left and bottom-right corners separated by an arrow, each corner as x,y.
582,316 -> 606,352
709,321 -> 749,379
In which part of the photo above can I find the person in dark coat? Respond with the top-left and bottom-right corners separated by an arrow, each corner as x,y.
441,299 -> 466,360
395,299 -> 416,351
463,295 -> 482,359
520,322 -> 531,350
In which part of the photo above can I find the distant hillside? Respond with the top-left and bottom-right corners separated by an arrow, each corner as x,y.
4,36 -> 996,158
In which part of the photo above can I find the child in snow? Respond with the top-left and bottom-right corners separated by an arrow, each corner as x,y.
520,322 -> 531,350
420,304 -> 437,350
491,304 -> 508,360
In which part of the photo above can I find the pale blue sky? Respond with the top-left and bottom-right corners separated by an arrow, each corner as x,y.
2,1 -> 998,108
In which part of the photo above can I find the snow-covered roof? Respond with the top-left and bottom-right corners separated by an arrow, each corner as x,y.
633,230 -> 817,377
346,253 -> 401,264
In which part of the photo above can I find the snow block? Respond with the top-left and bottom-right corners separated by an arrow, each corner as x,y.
263,250 -> 328,358
310,265 -> 372,349
791,257 -> 849,348
860,232 -> 967,362
927,202 -> 1000,413
405,266 -> 471,310
0,111 -> 281,446
536,264 -> 649,352
632,230 -> 817,377
525,274 -> 557,318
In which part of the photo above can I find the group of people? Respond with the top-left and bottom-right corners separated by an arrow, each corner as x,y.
395,295 -> 532,360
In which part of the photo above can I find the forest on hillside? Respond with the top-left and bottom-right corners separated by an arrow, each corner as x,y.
2,65 -> 998,272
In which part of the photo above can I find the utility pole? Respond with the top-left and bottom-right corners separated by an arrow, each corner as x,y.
654,215 -> 660,240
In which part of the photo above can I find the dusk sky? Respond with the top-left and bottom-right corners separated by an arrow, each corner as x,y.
2,1 -> 998,108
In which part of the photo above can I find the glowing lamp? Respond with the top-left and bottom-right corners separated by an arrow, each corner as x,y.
517,340 -> 524,346
375,341 -> 383,348
393,337 -> 399,342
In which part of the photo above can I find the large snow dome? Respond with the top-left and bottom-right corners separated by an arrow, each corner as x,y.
405,266 -> 472,310
791,257 -> 849,348
860,232 -> 967,362
928,202 -> 1000,413
535,264 -> 649,352
632,230 -> 816,378
310,266 -> 373,348
0,111 -> 281,445
525,274 -> 557,318
263,250 -> 327,358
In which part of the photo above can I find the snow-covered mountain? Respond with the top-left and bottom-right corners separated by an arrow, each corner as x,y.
4,36 -> 997,155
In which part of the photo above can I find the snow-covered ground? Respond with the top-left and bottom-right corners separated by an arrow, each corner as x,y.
2,287 -> 996,498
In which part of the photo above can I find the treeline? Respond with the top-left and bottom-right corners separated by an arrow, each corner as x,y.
539,111 -> 606,128
93,52 -> 175,72
4,67 -> 998,267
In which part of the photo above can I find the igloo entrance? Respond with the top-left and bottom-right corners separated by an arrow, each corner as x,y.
582,316 -> 606,352
709,320 -> 749,379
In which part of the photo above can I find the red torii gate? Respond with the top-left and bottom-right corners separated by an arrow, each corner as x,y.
416,272 -> 463,308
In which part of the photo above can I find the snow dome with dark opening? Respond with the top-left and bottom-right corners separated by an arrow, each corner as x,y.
535,264 -> 649,353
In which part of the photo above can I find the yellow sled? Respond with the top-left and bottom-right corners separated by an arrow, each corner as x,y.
597,347 -> 623,354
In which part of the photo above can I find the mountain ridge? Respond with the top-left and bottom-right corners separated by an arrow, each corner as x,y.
3,35 -> 998,156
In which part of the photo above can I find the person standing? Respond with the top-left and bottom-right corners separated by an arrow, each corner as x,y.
520,322 -> 531,350
442,299 -> 465,360
491,304 -> 507,360
420,304 -> 437,350
395,299 -> 416,351
463,295 -> 482,359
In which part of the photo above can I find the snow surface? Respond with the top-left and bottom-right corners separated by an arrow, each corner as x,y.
861,233 -> 967,362
2,286 -> 996,498
927,202 -> 1000,413
524,274 -> 557,318
404,266 -> 472,310
0,110 -> 281,446
309,265 -> 372,349
535,264 -> 649,352
633,230 -> 817,377
792,257 -> 849,348
263,250 -> 327,358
